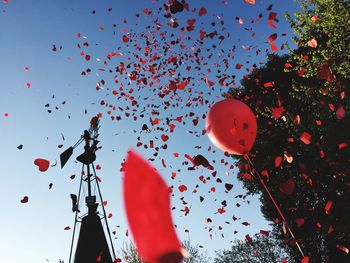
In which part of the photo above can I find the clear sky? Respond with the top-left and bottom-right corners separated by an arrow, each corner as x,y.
0,0 -> 300,262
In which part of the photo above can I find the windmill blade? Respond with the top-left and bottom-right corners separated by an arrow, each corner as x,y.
60,146 -> 73,168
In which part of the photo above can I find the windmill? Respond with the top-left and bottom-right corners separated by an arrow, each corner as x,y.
60,116 -> 116,263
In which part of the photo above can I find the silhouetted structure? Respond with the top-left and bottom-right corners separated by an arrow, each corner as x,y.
61,117 -> 115,263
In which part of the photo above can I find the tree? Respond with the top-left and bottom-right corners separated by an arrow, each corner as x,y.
227,0 -> 350,260
181,240 -> 210,263
214,233 -> 290,263
120,240 -> 210,263
120,242 -> 143,263
286,0 -> 350,82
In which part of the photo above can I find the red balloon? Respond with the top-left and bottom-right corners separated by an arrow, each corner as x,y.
206,99 -> 257,155
123,150 -> 184,263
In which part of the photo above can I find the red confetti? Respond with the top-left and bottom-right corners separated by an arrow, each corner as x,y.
244,0 -> 255,5
328,103 -> 335,111
177,81 -> 189,90
339,142 -> 348,149
274,156 -> 283,168
198,7 -> 207,17
123,150 -> 184,263
178,185 -> 187,192
324,200 -> 333,214
336,106 -> 346,119
235,64 -> 243,69
184,154 -> 196,166
284,63 -> 292,69
218,208 -> 226,214
122,35 -> 130,43
161,134 -> 169,142
64,226 -> 71,230
307,39 -> 317,48
328,225 -> 334,234
272,106 -> 285,120
336,244 -> 349,254
268,33 -> 279,52
261,170 -> 269,178
279,179 -> 295,196
295,218 -> 305,227
245,234 -> 253,245
263,82 -> 274,88
34,158 -> 50,172
268,12 -> 278,29
259,230 -> 270,236
311,15 -> 320,22
300,132 -> 312,145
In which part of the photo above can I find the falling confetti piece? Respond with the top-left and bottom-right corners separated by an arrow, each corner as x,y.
122,35 -> 130,43
284,152 -> 293,163
336,244 -> 349,254
295,218 -> 305,228
274,156 -> 283,168
324,200 -> 333,214
244,0 -> 255,5
311,15 -> 319,23
198,7 -> 207,17
259,230 -> 269,236
279,179 -> 295,196
336,106 -> 346,119
224,183 -> 233,192
178,185 -> 188,192
300,132 -> 311,145
307,38 -> 317,48
245,234 -> 253,245
272,106 -> 285,120
20,196 -> 28,203
338,142 -> 348,149
268,12 -> 278,29
268,33 -> 279,52
34,158 -> 50,172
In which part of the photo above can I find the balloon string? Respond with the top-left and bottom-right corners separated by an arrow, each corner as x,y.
244,154 -> 305,258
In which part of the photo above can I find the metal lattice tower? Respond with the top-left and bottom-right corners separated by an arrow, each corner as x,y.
60,116 -> 116,263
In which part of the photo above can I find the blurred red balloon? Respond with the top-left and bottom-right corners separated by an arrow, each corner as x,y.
123,150 -> 184,263
206,99 -> 257,155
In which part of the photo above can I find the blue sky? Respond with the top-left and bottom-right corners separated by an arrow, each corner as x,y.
0,0 -> 300,262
